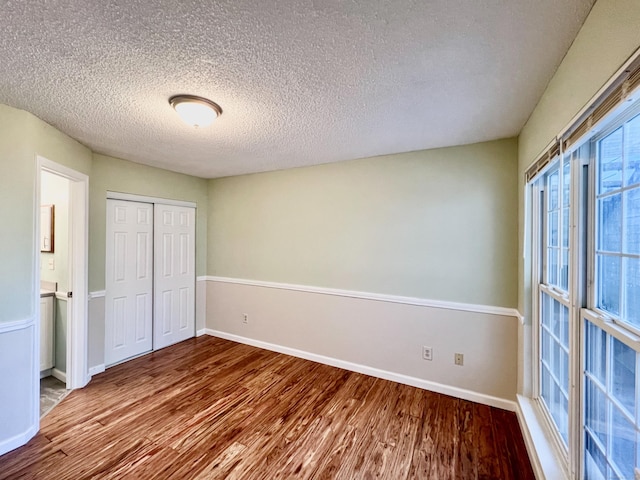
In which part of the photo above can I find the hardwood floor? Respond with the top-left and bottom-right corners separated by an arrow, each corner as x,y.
0,336 -> 534,479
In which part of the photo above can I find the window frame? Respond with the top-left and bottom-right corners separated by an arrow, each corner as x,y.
525,51 -> 640,480
588,104 -> 640,338
532,157 -> 576,467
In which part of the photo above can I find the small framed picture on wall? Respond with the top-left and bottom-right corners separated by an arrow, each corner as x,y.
41,204 -> 55,253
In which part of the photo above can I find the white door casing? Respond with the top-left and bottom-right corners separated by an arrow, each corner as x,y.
38,158 -> 89,391
105,199 -> 154,366
153,204 -> 195,350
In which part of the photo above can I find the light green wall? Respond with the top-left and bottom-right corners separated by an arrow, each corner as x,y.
208,138 -> 519,308
89,154 -> 208,291
0,103 -> 208,380
40,172 -> 70,292
32,116 -> 92,177
518,0 -> 640,313
0,105 -> 37,323
0,105 -> 92,323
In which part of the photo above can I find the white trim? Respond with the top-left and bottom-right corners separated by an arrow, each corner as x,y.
89,290 -> 106,299
0,424 -> 39,457
516,310 -> 526,325
196,276 -> 208,282
205,329 -> 517,411
37,156 -> 90,392
40,159 -> 88,181
33,158 -> 43,440
196,329 -> 207,337
0,317 -> 36,334
51,368 -> 67,384
204,276 -> 519,318
88,364 -> 105,377
516,395 -> 570,480
106,191 -> 196,208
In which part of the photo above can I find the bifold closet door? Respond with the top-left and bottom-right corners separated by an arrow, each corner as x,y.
153,204 -> 196,350
105,199 -> 154,366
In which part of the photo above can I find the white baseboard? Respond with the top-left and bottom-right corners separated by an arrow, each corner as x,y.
0,423 -> 38,456
196,328 -> 206,337
88,364 -> 105,377
51,368 -> 67,384
205,329 -> 516,411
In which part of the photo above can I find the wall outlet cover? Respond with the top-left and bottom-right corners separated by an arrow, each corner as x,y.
454,353 -> 464,366
422,346 -> 433,361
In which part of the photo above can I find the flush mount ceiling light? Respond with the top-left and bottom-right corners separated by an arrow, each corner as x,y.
169,95 -> 222,128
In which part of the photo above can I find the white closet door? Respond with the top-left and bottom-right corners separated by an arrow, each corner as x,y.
105,200 -> 154,366
153,204 -> 195,350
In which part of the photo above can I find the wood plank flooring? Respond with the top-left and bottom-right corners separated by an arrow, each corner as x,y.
0,336 -> 534,479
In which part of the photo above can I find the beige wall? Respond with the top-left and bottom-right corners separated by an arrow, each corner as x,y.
89,154 -> 208,292
518,0 -> 640,314
208,138 -> 519,307
207,280 -> 518,404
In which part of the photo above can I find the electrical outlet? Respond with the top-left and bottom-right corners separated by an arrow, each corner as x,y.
422,346 -> 433,361
243,313 -> 248,324
454,353 -> 464,366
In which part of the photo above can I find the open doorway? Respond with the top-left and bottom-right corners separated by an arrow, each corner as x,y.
36,157 -> 89,418
39,170 -> 70,414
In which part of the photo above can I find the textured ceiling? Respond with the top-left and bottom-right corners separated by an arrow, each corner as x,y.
0,0 -> 595,178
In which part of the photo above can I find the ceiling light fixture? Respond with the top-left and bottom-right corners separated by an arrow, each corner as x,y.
169,95 -> 222,128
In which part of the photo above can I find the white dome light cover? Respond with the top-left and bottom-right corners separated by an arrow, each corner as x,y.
169,95 -> 222,128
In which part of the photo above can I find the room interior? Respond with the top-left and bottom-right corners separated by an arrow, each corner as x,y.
0,0 -> 639,478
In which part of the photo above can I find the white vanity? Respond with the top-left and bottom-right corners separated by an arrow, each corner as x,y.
40,284 -> 55,373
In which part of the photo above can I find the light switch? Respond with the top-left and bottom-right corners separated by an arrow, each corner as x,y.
48,258 -> 55,270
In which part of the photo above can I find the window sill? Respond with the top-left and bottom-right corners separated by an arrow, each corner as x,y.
516,394 -> 570,480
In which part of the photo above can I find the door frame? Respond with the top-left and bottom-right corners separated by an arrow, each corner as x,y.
106,191 -> 196,209
36,156 -> 89,390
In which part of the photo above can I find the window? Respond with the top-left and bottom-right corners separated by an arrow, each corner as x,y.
583,318 -> 639,479
540,293 -> 570,443
538,156 -> 572,447
595,114 -> 640,331
582,110 -> 640,479
530,101 -> 640,479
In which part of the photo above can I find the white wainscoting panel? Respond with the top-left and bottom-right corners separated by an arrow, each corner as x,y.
205,277 -> 519,410
196,277 -> 207,334
0,321 -> 38,456
88,294 -> 106,373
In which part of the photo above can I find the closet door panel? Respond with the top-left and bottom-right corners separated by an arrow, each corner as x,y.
153,204 -> 195,350
105,200 -> 153,366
